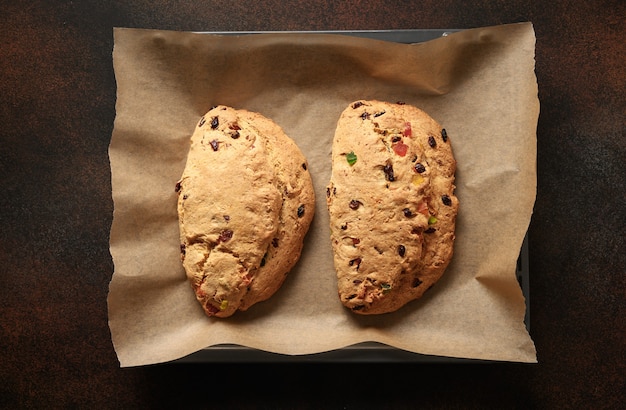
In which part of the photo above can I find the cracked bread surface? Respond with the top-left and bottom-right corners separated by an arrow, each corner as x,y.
327,100 -> 458,315
177,106 -> 315,318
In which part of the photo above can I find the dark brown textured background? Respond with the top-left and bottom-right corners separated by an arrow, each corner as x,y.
1,1 -> 624,408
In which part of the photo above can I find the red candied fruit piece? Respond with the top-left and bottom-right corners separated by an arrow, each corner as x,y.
417,201 -> 429,216
392,142 -> 408,157
402,122 -> 412,137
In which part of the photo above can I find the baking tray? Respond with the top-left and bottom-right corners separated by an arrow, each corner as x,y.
174,30 -> 530,363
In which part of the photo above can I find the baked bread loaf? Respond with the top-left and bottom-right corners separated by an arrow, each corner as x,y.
176,106 -> 315,318
326,100 -> 458,314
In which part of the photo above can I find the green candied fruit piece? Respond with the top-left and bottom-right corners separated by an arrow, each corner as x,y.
346,151 -> 357,166
381,283 -> 392,293
428,216 -> 438,225
219,300 -> 229,311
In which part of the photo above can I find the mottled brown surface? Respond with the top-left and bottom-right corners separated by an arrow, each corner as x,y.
1,1 -> 624,408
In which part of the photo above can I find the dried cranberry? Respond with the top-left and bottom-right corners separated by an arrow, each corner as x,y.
352,101 -> 364,109
349,200 -> 362,210
352,238 -> 360,245
210,139 -> 219,151
441,128 -> 448,142
218,229 -> 233,243
428,136 -> 437,148
227,124 -> 240,138
414,162 -> 426,173
442,194 -> 452,206
297,205 -> 305,217
210,116 -> 219,129
349,258 -> 362,269
398,245 -> 406,257
205,303 -> 220,316
383,163 -> 395,181
360,112 -> 370,120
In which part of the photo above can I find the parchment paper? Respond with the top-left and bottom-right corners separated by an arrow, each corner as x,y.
108,23 -> 539,366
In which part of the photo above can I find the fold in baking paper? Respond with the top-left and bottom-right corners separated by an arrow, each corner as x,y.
108,23 -> 539,366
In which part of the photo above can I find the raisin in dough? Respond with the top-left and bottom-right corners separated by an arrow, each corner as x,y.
326,100 -> 458,314
177,106 -> 315,318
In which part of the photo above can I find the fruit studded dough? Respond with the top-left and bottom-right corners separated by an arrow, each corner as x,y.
327,100 -> 458,314
177,106 -> 315,318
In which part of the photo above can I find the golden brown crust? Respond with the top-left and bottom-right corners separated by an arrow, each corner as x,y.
327,100 -> 458,314
177,106 -> 315,318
